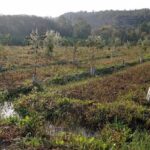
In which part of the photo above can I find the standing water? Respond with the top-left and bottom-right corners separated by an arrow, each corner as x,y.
45,122 -> 95,137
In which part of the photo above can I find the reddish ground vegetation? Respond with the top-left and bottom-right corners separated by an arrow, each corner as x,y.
63,63 -> 150,102
0,125 -> 20,143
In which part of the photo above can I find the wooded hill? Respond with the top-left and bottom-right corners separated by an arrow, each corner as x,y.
62,9 -> 150,29
0,9 -> 149,45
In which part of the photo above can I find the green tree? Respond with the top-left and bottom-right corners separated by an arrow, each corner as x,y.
73,18 -> 91,39
44,30 -> 62,56
57,16 -> 73,37
0,33 -> 12,45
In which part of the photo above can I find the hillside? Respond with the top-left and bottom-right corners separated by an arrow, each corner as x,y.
0,45 -> 150,149
62,9 -> 150,28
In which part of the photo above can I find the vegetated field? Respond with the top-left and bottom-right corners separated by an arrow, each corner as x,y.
0,45 -> 150,149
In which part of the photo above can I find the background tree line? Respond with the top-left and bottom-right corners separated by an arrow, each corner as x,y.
0,9 -> 149,45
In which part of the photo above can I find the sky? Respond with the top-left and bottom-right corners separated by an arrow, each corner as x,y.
0,0 -> 149,17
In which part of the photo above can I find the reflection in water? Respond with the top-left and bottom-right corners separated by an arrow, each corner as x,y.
45,122 -> 95,137
0,102 -> 18,119
45,123 -> 68,136
0,102 -> 95,138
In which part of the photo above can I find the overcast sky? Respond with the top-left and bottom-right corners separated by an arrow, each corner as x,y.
0,0 -> 149,17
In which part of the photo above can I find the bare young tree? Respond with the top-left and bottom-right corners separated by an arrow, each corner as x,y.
90,48 -> 96,76
111,38 -> 121,60
26,29 -> 41,84
86,35 -> 103,76
138,39 -> 145,63
72,43 -> 78,65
